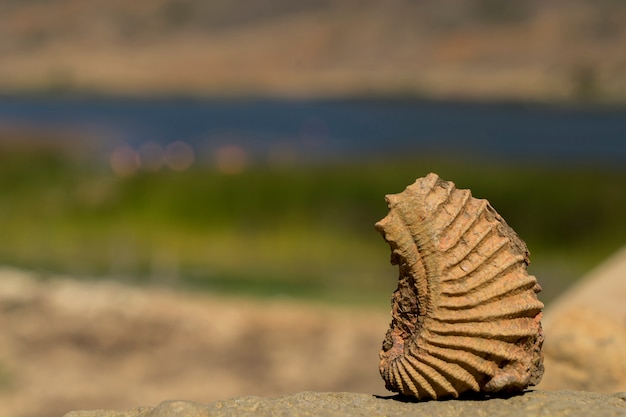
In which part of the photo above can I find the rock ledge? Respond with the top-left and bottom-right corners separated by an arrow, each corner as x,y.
64,390 -> 626,417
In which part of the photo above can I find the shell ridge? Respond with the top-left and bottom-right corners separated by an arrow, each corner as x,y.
394,360 -> 420,397
380,218 -> 430,331
400,357 -> 437,399
396,214 -> 438,320
441,248 -> 525,294
441,221 -> 495,270
442,226 -> 508,276
388,361 -> 406,394
437,271 -> 542,311
437,192 -> 485,252
431,295 -> 544,322
428,178 -> 456,216
412,348 -> 480,393
439,278 -> 539,309
416,338 -> 498,377
440,264 -> 536,297
439,189 -> 472,231
487,204 -> 530,261
422,333 -> 527,362
439,198 -> 488,255
427,318 -> 539,339
405,237 -> 431,323
429,188 -> 468,239
473,231 -> 510,262
404,351 -> 458,398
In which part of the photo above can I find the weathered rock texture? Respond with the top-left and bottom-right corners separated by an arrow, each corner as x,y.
376,174 -> 544,399
539,246 -> 626,393
62,391 -> 626,417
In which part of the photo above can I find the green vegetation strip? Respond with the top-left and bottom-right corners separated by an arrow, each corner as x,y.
0,146 -> 624,305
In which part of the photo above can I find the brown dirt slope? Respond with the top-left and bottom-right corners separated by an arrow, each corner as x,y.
1,0 -> 625,101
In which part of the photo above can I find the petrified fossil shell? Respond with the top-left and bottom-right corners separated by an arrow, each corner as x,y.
376,173 -> 544,400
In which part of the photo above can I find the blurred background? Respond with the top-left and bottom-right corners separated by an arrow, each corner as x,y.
0,1 -> 625,416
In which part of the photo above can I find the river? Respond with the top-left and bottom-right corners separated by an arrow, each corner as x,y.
0,96 -> 625,167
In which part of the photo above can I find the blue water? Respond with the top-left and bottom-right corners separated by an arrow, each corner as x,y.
0,96 -> 625,166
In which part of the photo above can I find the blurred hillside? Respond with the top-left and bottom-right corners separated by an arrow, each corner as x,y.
1,0 -> 625,101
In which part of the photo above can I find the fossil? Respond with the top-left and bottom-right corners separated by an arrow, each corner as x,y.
376,173 -> 544,400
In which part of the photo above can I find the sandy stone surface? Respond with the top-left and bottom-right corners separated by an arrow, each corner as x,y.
539,246 -> 626,392
62,391 -> 626,417
0,269 -> 390,417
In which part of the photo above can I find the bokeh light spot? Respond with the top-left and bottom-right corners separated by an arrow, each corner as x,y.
110,144 -> 140,177
164,141 -> 195,171
214,145 -> 248,174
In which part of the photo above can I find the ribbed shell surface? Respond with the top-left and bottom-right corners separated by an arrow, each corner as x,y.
376,173 -> 544,400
